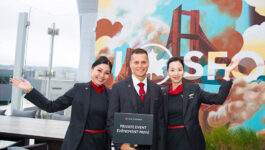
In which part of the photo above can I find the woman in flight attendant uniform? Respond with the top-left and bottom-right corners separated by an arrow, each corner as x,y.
163,56 -> 240,150
11,56 -> 112,150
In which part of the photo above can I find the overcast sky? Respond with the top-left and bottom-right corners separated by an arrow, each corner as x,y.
0,0 -> 80,68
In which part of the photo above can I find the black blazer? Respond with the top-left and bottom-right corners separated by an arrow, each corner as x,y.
24,82 -> 111,150
162,80 -> 233,150
107,76 -> 164,150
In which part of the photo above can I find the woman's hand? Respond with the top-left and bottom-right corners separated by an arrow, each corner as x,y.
224,58 -> 240,79
10,78 -> 33,93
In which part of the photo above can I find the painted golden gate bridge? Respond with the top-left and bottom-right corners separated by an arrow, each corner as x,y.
167,5 -> 219,57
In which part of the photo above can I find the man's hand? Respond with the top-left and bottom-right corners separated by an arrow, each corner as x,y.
120,143 -> 138,150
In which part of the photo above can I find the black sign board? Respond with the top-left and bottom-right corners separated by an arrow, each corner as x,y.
113,112 -> 153,145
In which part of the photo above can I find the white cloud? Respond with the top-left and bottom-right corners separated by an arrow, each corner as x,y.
245,0 -> 265,16
97,0 -> 162,50
241,22 -> 265,61
242,22 -> 265,44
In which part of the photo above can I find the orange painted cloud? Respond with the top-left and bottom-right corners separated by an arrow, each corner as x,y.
210,0 -> 242,18
96,19 -> 123,40
211,27 -> 243,60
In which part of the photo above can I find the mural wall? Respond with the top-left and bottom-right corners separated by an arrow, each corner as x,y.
95,0 -> 265,133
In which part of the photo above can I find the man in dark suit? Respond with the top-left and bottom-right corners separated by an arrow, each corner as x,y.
107,48 -> 164,150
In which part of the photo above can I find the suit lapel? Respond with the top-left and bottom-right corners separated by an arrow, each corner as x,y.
81,82 -> 92,120
126,76 -> 138,112
163,86 -> 169,124
147,79 -> 154,114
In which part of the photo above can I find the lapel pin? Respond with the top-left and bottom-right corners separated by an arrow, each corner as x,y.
188,93 -> 194,99
85,87 -> 88,90
163,93 -> 167,95
128,84 -> 131,87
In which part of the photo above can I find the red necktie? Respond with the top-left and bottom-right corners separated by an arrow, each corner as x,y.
137,82 -> 145,100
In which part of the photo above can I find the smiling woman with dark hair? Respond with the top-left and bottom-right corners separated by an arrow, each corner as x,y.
162,56 -> 240,150
10,56 -> 112,150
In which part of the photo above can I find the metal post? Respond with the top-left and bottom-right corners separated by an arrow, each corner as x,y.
46,23 -> 59,99
77,13 -> 97,82
11,12 -> 29,111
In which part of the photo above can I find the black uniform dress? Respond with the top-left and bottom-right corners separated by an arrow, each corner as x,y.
167,93 -> 190,150
78,87 -> 108,150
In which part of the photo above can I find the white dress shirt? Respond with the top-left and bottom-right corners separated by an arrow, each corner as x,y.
131,75 -> 147,96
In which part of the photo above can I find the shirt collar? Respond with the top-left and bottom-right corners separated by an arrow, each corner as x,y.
91,81 -> 105,94
132,74 -> 147,87
168,83 -> 183,95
